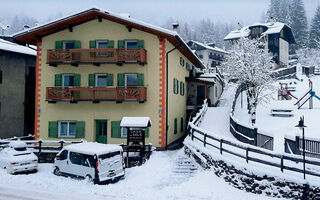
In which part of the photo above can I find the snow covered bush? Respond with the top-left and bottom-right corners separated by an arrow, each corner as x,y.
221,38 -> 275,125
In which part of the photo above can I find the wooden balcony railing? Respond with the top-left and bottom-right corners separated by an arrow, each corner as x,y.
47,48 -> 147,66
46,87 -> 147,102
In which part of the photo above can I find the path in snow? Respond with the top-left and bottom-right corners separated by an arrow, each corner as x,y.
0,149 -> 277,200
198,85 -> 237,139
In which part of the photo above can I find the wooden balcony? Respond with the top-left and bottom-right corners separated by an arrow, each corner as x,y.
46,48 -> 147,66
46,87 -> 147,103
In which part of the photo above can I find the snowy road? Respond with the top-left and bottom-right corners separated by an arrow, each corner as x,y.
0,149 -> 276,200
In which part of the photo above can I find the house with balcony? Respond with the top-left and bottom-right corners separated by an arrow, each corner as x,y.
0,38 -> 36,139
224,21 -> 295,67
13,8 -> 204,149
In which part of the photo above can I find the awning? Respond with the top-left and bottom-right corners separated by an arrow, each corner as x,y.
120,117 -> 151,128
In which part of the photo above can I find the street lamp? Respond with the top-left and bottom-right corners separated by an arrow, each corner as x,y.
295,116 -> 307,180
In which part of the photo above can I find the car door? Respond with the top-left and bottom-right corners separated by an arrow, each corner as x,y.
55,150 -> 69,174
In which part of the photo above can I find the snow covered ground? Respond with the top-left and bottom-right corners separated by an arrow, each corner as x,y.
0,149 -> 278,200
233,75 -> 320,152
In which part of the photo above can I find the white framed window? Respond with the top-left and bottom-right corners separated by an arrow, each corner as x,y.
125,74 -> 138,87
63,41 -> 75,50
62,74 -> 75,87
121,127 -> 141,138
125,40 -> 138,49
58,121 -> 76,137
95,74 -> 108,87
96,40 -> 108,49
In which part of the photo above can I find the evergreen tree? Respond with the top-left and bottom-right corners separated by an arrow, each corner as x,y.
309,5 -> 320,49
289,0 -> 309,50
267,0 -> 281,21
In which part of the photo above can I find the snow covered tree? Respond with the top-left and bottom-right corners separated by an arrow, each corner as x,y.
267,0 -> 281,22
221,38 -> 275,124
288,0 -> 309,51
297,48 -> 320,67
309,5 -> 320,49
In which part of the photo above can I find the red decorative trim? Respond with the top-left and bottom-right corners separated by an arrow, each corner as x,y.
34,42 -> 42,140
158,38 -> 166,147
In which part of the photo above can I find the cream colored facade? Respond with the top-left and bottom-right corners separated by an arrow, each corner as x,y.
37,19 -> 192,148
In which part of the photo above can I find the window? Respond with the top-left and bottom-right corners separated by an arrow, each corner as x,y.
0,70 -> 2,84
63,41 -> 75,50
125,40 -> 138,49
95,74 -> 108,87
180,82 -> 185,96
59,150 -> 68,160
82,154 -> 95,167
99,152 -> 121,160
125,74 -> 138,86
98,120 -> 107,136
199,55 -> 203,59
180,57 -> 185,66
59,121 -> 76,137
70,152 -> 81,165
96,40 -> 109,49
174,118 -> 178,134
62,74 -> 75,87
173,78 -> 179,94
180,118 -> 184,132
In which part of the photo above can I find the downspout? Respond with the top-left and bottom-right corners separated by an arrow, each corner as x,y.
165,43 -> 182,150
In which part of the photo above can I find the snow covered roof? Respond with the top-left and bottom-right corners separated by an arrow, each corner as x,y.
188,40 -> 228,54
120,117 -> 151,128
0,39 -> 36,56
13,7 -> 204,69
196,77 -> 216,83
64,142 -> 122,155
224,22 -> 295,44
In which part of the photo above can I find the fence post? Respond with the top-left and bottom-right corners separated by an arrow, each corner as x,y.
220,139 -> 223,155
295,136 -> 300,155
246,148 -> 249,163
191,129 -> 194,141
60,140 -> 64,149
204,134 -> 207,147
280,156 -> 284,172
254,128 -> 258,146
38,140 -> 42,154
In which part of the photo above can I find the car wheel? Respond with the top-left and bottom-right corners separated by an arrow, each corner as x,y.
53,167 -> 61,176
85,174 -> 93,183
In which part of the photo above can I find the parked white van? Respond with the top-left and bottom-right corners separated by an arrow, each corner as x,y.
53,142 -> 125,183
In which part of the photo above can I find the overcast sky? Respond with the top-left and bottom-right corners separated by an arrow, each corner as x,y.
1,0 -> 320,27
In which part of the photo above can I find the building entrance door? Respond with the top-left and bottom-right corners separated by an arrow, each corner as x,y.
96,120 -> 107,143
197,85 -> 206,105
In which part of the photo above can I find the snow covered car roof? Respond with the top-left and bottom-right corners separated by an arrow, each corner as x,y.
0,39 -> 36,56
224,22 -> 295,44
13,7 -> 204,69
120,117 -> 151,128
63,142 -> 122,155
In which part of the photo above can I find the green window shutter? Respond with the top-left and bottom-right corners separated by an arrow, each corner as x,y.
174,118 -> 177,134
174,79 -> 179,94
180,117 -> 183,132
89,40 -> 96,49
137,74 -> 144,86
137,40 -> 144,48
74,41 -> 81,49
55,74 -> 62,87
107,74 -> 113,86
173,78 -> 176,94
182,82 -> 185,95
145,127 -> 149,138
76,121 -> 85,138
180,82 -> 184,96
111,121 -> 121,138
48,121 -> 58,138
118,40 -> 125,48
74,74 -> 81,86
117,73 -> 125,86
107,40 -> 114,48
89,74 -> 95,86
55,41 -> 63,49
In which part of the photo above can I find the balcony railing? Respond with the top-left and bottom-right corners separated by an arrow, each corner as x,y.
209,55 -> 223,61
47,48 -> 147,66
46,87 -> 147,102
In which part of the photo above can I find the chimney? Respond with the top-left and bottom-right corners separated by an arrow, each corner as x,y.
172,23 -> 179,33
237,22 -> 242,30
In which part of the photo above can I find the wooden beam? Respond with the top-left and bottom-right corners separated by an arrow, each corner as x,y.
126,25 -> 132,32
68,25 -> 73,32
